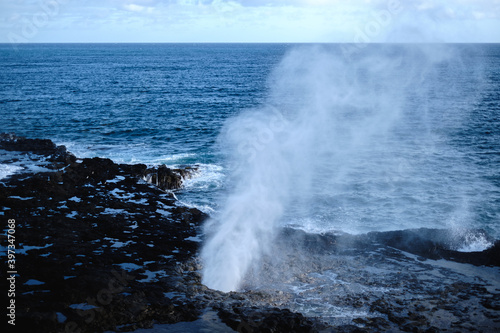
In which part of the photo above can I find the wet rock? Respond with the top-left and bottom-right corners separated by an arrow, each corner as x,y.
360,229 -> 500,267
0,132 -> 76,165
1,134 -> 210,333
218,306 -> 324,333
482,298 -> 500,311
171,206 -> 208,226
3,134 -> 499,333
243,226 -> 500,332
142,164 -> 198,191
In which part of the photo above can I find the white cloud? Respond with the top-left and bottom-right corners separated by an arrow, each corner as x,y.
123,4 -> 154,13
0,0 -> 498,42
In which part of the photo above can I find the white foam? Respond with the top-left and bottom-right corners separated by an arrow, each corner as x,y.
177,163 -> 224,213
58,201 -> 69,209
185,235 -> 203,242
17,243 -> 53,255
102,208 -> 131,215
181,163 -> 224,190
8,196 -> 35,200
128,222 -> 139,229
67,211 -> 78,218
104,237 -> 134,248
297,304 -> 370,320
156,209 -> 171,217
128,198 -> 148,205
116,263 -> 141,272
109,188 -> 134,200
156,153 -> 197,164
137,270 -> 168,283
160,254 -> 174,260
177,200 -> 215,215
456,234 -> 493,252
0,151 -> 59,176
107,175 -> 125,184
59,141 -> 198,165
0,163 -> 23,179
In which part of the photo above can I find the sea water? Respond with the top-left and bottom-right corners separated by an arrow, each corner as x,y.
1,44 -> 499,285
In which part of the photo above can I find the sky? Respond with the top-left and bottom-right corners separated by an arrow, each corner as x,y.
0,0 -> 499,43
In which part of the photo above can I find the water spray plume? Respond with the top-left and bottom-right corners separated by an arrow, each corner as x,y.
201,44 -> 458,292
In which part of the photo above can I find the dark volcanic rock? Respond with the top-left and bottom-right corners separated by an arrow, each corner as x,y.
275,227 -> 500,268
2,134 -> 499,333
1,135 -> 212,332
1,134 -> 330,333
218,306 -> 325,333
0,132 -> 76,165
143,164 -> 199,191
363,228 -> 500,267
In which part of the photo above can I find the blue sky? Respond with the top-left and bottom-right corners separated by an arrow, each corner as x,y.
1,0 -> 499,43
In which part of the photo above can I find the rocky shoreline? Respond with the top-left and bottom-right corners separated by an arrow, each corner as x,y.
1,134 -> 499,333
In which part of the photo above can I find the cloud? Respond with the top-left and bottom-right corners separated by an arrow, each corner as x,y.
123,4 -> 154,13
0,0 -> 498,42
378,0 -> 500,42
410,0 -> 500,20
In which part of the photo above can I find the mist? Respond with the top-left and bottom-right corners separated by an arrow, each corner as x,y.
200,44 -> 486,292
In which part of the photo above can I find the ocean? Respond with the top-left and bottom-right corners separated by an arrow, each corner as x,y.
0,43 -> 288,214
1,43 -> 499,290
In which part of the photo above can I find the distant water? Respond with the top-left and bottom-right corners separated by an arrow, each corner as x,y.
1,43 -> 499,243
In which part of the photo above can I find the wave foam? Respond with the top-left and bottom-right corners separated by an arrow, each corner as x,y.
0,163 -> 23,180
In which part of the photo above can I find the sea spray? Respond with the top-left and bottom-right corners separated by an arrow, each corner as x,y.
201,44 -> 461,292
201,106 -> 292,292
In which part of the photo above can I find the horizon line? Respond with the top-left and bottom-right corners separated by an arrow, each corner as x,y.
1,41 -> 499,45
